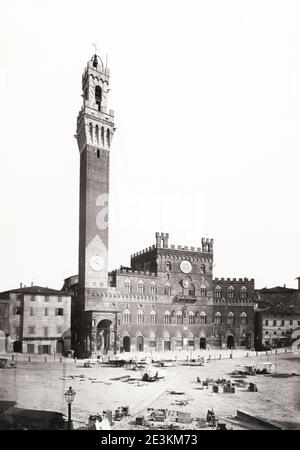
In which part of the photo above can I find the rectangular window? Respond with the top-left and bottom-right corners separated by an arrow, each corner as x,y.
31,295 -> 35,301
265,320 -> 268,326
30,307 -> 34,316
56,308 -> 64,316
15,326 -> 20,336
45,308 -> 48,316
273,320 -> 276,326
0,306 -> 3,316
57,326 -> 62,334
44,327 -> 48,338
58,296 -> 62,302
290,320 -> 293,326
281,320 -> 284,326
14,307 -> 21,315
28,326 -> 35,334
298,321 -> 300,326
44,295 -> 49,302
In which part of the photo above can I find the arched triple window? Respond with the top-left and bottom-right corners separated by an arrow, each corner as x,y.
227,312 -> 234,325
150,282 -> 157,295
164,311 -> 171,324
215,286 -> 222,299
124,279 -> 132,293
95,85 -> 102,111
188,311 -> 195,325
137,309 -> 144,324
164,282 -> 171,296
240,286 -> 248,299
240,312 -> 247,325
123,308 -> 131,324
137,280 -> 144,294
176,311 -> 183,325
214,311 -> 222,324
228,286 -> 235,299
149,310 -> 156,324
200,285 -> 207,298
200,311 -> 207,325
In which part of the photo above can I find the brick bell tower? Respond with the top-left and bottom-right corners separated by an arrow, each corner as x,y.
76,53 -> 115,355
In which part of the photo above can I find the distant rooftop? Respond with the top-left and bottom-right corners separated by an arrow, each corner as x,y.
0,285 -> 69,297
258,286 -> 298,293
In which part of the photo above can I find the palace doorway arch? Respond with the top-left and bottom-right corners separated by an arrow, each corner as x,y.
56,339 -> 65,354
137,335 -> 144,352
227,335 -> 235,349
123,336 -> 131,352
200,337 -> 206,349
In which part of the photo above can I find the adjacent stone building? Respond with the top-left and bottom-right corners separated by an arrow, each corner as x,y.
0,285 -> 71,355
254,305 -> 300,349
65,53 -> 257,357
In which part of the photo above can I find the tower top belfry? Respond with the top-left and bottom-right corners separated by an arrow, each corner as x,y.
76,53 -> 115,154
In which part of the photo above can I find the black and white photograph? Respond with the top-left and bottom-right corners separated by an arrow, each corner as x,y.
0,0 -> 299,435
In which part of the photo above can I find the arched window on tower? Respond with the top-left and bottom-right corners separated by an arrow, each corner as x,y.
95,125 -> 99,145
214,311 -> 222,324
95,85 -> 102,111
106,129 -> 111,148
101,127 -> 104,146
89,123 -> 93,143
240,312 -> 247,325
200,311 -> 207,325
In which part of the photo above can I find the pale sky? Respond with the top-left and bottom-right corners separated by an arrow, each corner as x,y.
0,0 -> 300,292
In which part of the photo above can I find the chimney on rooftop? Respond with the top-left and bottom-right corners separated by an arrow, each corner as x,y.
296,277 -> 300,291
20,282 -> 23,289
31,282 -> 33,287
284,284 -> 286,288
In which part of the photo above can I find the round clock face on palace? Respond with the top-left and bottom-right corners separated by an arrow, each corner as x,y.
90,255 -> 105,272
180,260 -> 192,274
